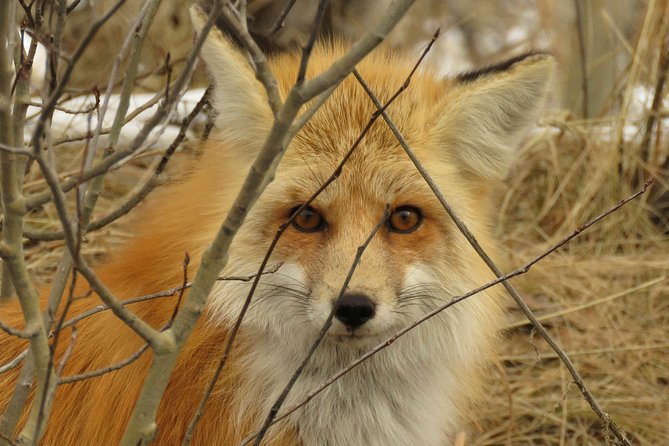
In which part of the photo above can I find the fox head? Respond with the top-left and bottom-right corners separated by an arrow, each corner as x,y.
190,14 -> 554,353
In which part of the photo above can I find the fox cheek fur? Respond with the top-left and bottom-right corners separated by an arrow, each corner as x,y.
0,8 -> 555,445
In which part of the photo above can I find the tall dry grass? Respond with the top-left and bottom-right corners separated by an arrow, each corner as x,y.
475,2 -> 669,441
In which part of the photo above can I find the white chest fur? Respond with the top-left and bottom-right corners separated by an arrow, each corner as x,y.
242,327 -> 462,446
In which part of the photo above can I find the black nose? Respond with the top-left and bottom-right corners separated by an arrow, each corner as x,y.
334,293 -> 376,329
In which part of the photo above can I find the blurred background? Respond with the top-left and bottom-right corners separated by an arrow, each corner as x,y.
12,0 -> 669,444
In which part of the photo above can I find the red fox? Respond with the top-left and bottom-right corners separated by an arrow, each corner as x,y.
0,14 -> 554,446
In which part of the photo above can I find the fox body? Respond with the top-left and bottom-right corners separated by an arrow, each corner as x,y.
0,17 -> 554,446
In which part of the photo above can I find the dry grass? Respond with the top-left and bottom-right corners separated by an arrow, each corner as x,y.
471,118 -> 669,445
469,3 -> 669,439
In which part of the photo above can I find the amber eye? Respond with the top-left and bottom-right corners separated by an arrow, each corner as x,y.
388,206 -> 422,233
290,206 -> 326,232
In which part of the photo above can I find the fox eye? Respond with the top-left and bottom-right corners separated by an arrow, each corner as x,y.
290,206 -> 326,232
388,206 -> 422,233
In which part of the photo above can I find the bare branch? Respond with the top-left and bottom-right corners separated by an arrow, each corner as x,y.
61,253 -> 188,385
34,150 -> 162,344
638,29 -> 669,178
25,0 -> 209,213
56,327 -> 77,376
0,320 -> 37,339
268,0 -> 298,35
0,142 -> 31,156
49,87 -> 165,147
85,0 -> 162,182
0,351 -> 27,375
59,344 -> 150,385
219,3 -> 282,116
28,0 -> 129,152
32,269 -> 79,441
23,88 -> 210,241
60,262 -> 283,331
66,0 -> 82,15
0,3 -> 53,442
296,0 -> 329,84
0,261 -> 284,384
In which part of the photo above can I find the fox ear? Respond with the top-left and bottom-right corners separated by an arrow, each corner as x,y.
432,53 -> 555,180
190,8 -> 273,151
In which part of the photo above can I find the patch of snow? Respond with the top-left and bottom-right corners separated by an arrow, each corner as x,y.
23,88 -> 208,153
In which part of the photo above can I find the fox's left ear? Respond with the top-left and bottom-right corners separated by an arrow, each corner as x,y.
190,8 -> 274,152
432,53 -> 555,180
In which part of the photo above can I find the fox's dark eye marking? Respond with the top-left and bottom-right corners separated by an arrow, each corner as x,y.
388,206 -> 422,233
290,206 -> 326,233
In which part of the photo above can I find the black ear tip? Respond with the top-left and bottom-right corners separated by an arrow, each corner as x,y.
456,50 -> 553,83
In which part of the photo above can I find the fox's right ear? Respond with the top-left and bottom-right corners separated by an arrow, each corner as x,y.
190,8 -> 273,152
431,53 -> 555,181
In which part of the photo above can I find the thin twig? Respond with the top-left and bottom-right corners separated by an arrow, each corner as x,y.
0,320 -> 37,339
0,351 -> 27,375
296,0 -> 329,84
219,3 -> 282,116
0,2 -> 52,442
66,0 -> 82,14
25,0 -> 203,213
58,344 -> 150,385
268,0 -> 298,34
0,142 -> 31,156
638,31 -> 669,179
32,270 -> 79,441
24,0 -> 218,351
167,253 -> 190,329
0,263 -> 284,385
61,262 -> 283,331
60,253 -> 189,385
574,0 -> 589,118
26,100 -> 99,115
34,151 -> 161,345
28,0 -> 129,152
55,326 -> 77,376
22,88 -> 210,241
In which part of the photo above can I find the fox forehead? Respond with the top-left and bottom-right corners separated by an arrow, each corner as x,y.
274,42 -> 445,157
266,43 -> 462,208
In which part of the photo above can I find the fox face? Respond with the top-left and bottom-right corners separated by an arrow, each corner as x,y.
196,23 -> 554,359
